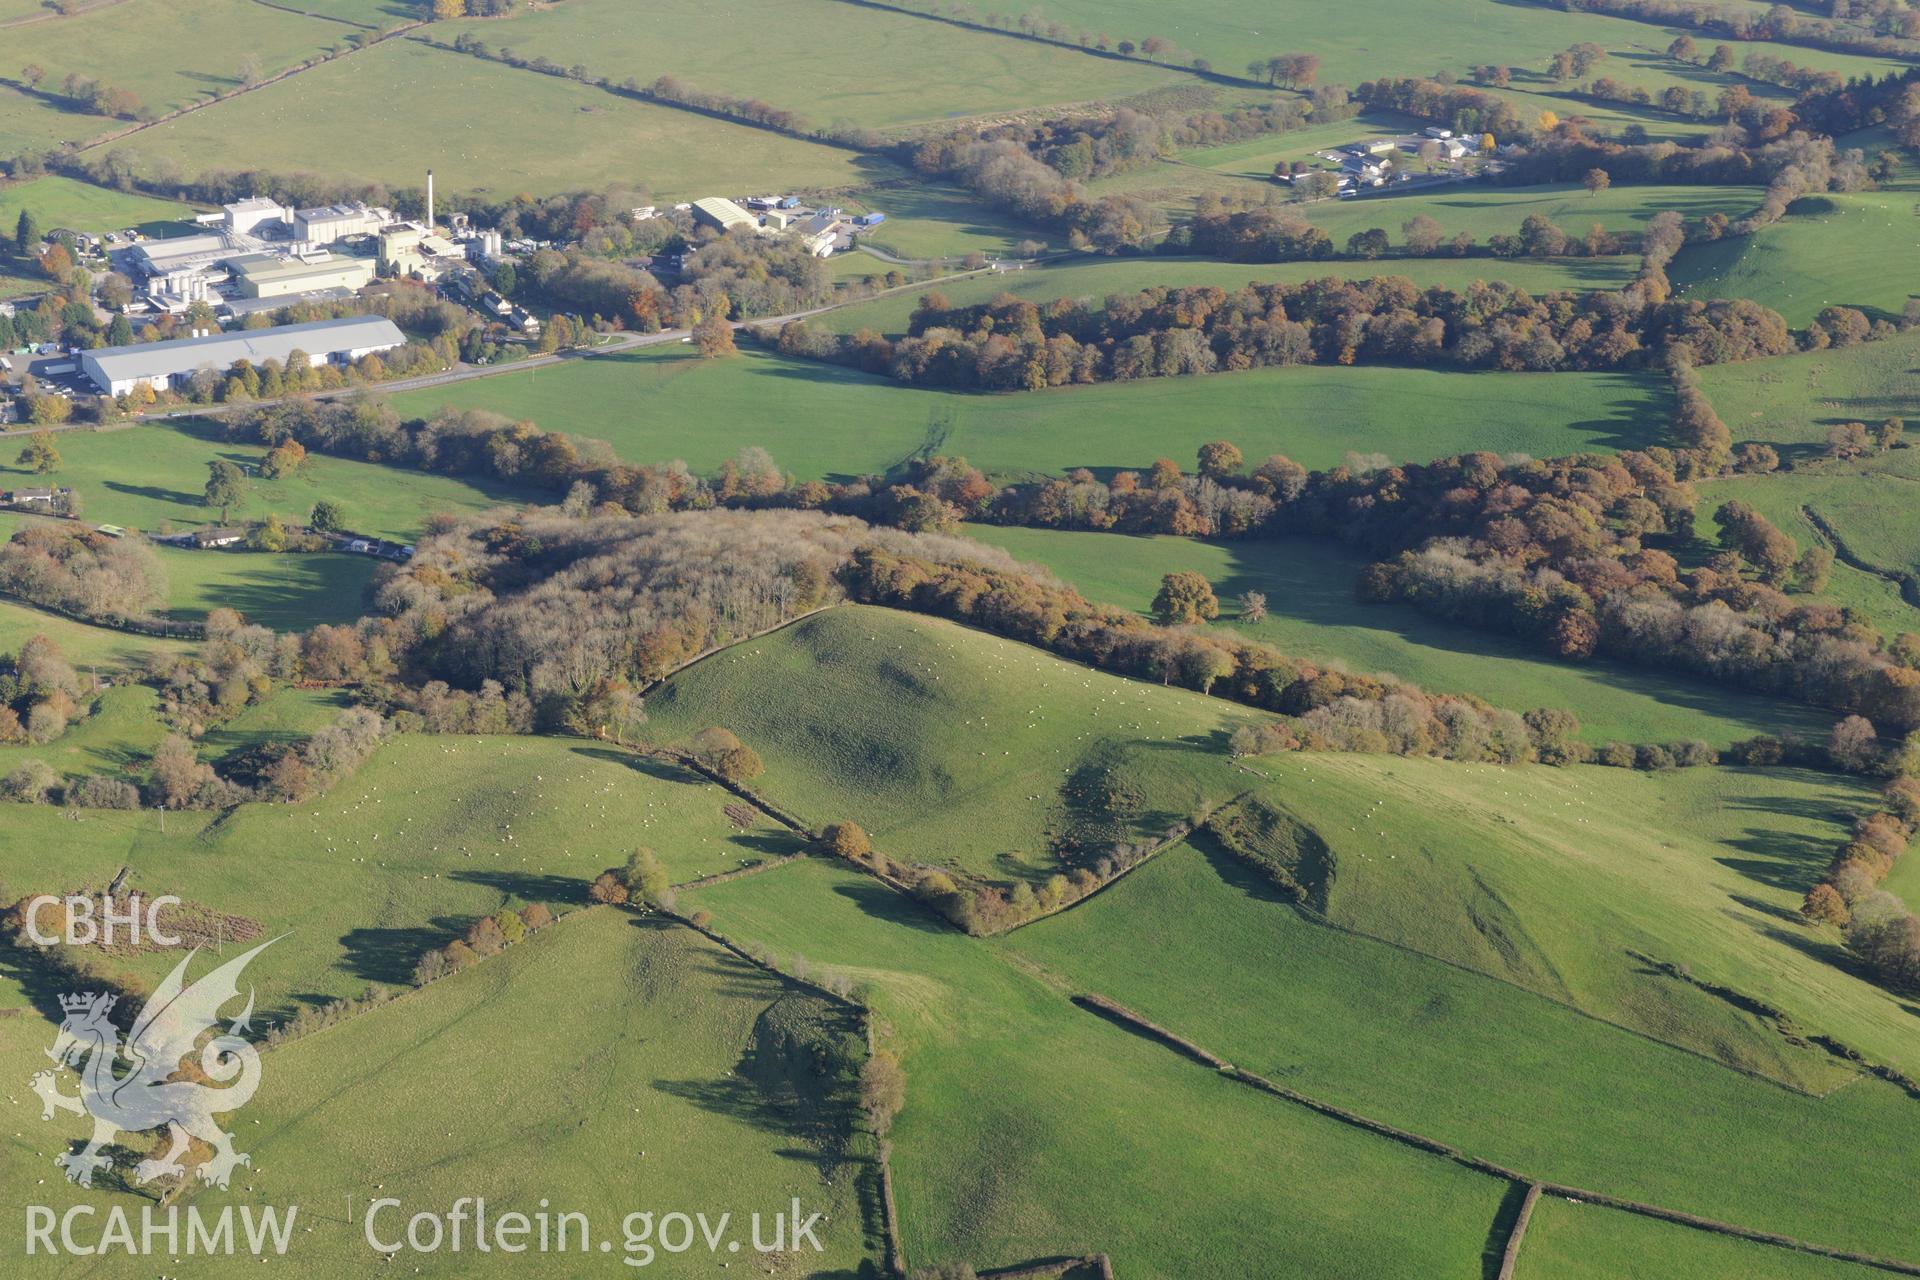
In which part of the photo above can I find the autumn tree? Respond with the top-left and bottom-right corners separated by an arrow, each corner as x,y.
860,1049 -> 906,1136
619,847 -> 670,904
204,459 -> 247,522
16,429 -> 59,474
1196,440 -> 1243,479
1152,571 -> 1220,625
692,311 -> 737,358
1583,167 -> 1611,196
1239,590 -> 1268,623
818,821 -> 873,860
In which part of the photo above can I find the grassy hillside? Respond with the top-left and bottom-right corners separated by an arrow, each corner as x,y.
962,526 -> 1832,745
1008,835 -> 1920,1259
0,596 -> 190,669
646,606 -> 1264,880
0,733 -> 802,1009
684,857 -> 1511,1277
115,38 -> 892,200
947,0 -> 1901,95
3,907 -> 881,1277
0,175 -> 191,238
1670,192 -> 1920,326
443,0 -> 1186,130
1700,460 -> 1920,639
1226,755 -> 1917,1075
1515,1198 -> 1890,1279
1697,328 -> 1920,451
5,0 -> 346,116
0,419 -> 530,540
392,343 -> 1670,480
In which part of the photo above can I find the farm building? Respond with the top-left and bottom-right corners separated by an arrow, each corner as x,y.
77,315 -> 405,396
229,251 -> 377,299
1,486 -> 70,507
692,197 -> 759,234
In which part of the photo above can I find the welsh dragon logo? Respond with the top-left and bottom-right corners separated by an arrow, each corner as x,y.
30,939 -> 276,1190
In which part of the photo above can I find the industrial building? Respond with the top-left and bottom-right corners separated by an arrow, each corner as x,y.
223,197 -> 291,236
691,197 -> 759,234
78,315 -> 405,397
378,222 -> 465,279
293,201 -> 391,246
228,251 -> 377,299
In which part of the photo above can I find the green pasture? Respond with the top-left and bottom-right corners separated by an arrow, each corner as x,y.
0,595 -> 189,669
0,732 -> 802,1008
0,907 -> 879,1277
0,680 -> 163,780
6,0 -> 346,117
962,526 -> 1833,746
946,0 -> 1901,99
1009,829 -> 1920,1261
684,856 -> 1510,1278
0,418 -> 531,541
443,0 -> 1185,131
391,342 -> 1668,481
1670,191 -> 1920,326
114,38 -> 891,199
151,545 -> 377,631
1702,460 -> 1920,638
646,605 -> 1262,882
1697,328 -> 1920,451
0,174 -> 191,237
1515,1198 -> 1890,1279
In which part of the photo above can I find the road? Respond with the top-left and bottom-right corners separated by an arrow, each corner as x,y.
4,260 -> 1030,436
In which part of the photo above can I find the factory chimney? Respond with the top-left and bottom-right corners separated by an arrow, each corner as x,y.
425,169 -> 435,233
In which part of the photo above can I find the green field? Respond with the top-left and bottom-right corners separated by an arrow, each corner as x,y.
443,0 -> 1186,131
112,38 -> 895,199
6,0 -> 346,117
0,595 -> 190,669
1670,191 -> 1920,326
0,680 -> 163,779
934,0 -> 1901,97
151,545 -> 378,630
812,251 -> 1642,337
1515,1198 -> 1889,1279
837,182 -> 1058,260
1008,830 -> 1920,1260
1702,456 -> 1920,638
0,731 -> 803,1006
646,605 -> 1263,881
683,856 -> 1511,1277
1,907 -> 880,1277
0,174 -> 191,237
962,526 -> 1833,745
0,419 -> 530,540
392,342 -> 1669,481
1697,327 -> 1920,452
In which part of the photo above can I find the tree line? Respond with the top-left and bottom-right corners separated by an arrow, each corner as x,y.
773,274 -> 1797,393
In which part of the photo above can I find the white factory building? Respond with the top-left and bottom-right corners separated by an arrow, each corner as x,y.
79,315 -> 405,397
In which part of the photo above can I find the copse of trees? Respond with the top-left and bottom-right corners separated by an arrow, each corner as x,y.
413,900 -> 555,985
0,523 -> 166,626
0,634 -> 89,747
776,275 -> 1795,393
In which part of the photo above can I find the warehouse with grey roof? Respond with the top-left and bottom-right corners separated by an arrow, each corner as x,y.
79,315 -> 405,397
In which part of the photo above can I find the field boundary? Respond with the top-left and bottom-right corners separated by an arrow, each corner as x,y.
1496,1183 -> 1542,1280
69,17 -> 430,156
818,0 -> 1267,91
1802,504 -> 1920,608
1076,989 -> 1920,1277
